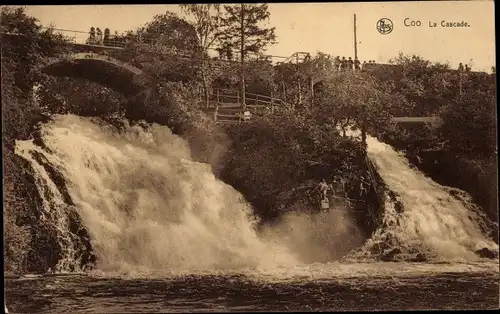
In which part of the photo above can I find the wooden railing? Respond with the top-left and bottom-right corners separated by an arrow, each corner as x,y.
201,89 -> 285,108
199,88 -> 288,124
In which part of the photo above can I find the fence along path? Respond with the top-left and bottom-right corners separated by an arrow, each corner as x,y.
199,88 -> 288,124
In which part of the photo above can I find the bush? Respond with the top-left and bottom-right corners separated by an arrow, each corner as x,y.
219,107 -> 368,222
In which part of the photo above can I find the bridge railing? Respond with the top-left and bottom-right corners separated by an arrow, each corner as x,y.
3,27 -> 306,67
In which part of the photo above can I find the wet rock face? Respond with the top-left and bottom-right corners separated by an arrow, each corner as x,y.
475,248 -> 498,259
21,138 -> 97,273
379,247 -> 402,261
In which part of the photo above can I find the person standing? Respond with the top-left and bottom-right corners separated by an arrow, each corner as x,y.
354,58 -> 361,71
315,179 -> 331,210
341,57 -> 347,71
96,27 -> 103,45
334,56 -> 341,71
348,57 -> 354,71
104,28 -> 110,46
88,27 -> 96,44
317,179 -> 330,199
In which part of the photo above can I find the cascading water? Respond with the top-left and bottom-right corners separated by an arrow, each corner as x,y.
14,115 -> 498,274
346,132 -> 498,262
15,114 -> 297,273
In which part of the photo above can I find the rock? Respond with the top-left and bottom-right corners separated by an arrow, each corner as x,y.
475,248 -> 498,259
380,247 -> 402,261
408,253 -> 427,262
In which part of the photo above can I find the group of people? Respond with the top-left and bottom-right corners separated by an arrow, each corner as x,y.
334,56 -> 378,72
87,27 -> 123,47
313,175 -> 371,210
457,63 -> 472,73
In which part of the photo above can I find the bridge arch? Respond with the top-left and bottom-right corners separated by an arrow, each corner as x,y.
41,53 -> 148,98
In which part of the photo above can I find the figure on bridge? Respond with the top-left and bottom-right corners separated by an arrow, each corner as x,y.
104,28 -> 110,46
458,63 -> 464,72
348,57 -> 354,71
88,27 -> 96,45
334,56 -> 341,71
96,27 -> 103,45
341,57 -> 347,71
354,58 -> 361,71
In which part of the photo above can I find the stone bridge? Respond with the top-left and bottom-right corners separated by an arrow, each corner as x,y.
42,52 -> 147,98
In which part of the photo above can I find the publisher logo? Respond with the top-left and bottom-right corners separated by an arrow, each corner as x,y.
377,18 -> 393,35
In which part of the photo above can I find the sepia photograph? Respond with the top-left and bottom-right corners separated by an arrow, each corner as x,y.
2,1 -> 498,312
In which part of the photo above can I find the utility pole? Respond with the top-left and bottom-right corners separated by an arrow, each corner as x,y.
240,3 -> 246,110
354,14 -> 358,60
355,13 -> 366,145
296,53 -> 302,106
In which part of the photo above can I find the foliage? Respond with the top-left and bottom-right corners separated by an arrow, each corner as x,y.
386,53 -> 455,116
138,11 -> 198,51
180,4 -> 224,107
36,76 -> 126,117
219,4 -> 276,59
180,4 -> 223,55
220,107 -> 367,221
313,72 -> 396,138
438,76 -> 496,157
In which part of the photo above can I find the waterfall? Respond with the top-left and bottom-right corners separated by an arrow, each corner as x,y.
348,133 -> 498,262
15,114 -> 296,273
14,115 -> 498,272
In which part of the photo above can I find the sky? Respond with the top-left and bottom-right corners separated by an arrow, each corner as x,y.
23,2 -> 495,72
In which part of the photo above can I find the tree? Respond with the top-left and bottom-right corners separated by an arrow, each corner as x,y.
138,11 -> 198,51
219,4 -> 277,109
313,72 -> 395,143
437,72 -> 496,157
386,53 -> 453,116
1,7 -> 69,95
180,4 -> 224,108
128,12 -> 201,87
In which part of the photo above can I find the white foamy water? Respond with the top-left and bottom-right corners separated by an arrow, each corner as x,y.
14,116 -> 498,275
15,115 -> 297,273
348,131 -> 498,262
